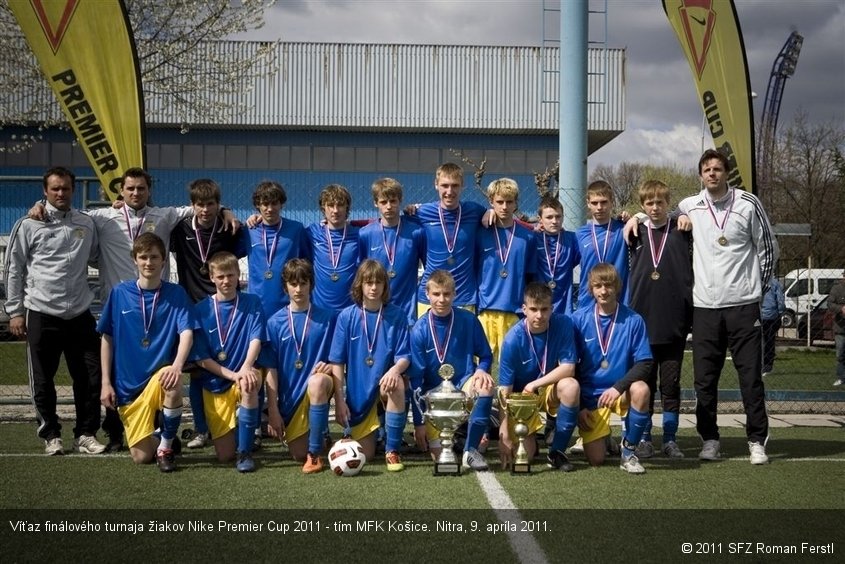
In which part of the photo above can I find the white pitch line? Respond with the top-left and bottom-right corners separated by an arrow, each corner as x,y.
475,471 -> 550,564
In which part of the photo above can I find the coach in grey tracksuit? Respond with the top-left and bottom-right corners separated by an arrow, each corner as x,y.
678,149 -> 778,464
4,166 -> 104,454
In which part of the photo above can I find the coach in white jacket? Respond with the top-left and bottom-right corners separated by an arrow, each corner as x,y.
678,149 -> 778,465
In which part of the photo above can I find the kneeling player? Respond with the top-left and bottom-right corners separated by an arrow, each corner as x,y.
408,270 -> 495,472
193,252 -> 266,472
99,233 -> 196,472
330,260 -> 410,471
571,263 -> 654,474
498,282 -> 579,471
264,259 -> 337,473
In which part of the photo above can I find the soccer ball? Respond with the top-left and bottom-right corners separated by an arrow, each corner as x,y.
328,438 -> 367,477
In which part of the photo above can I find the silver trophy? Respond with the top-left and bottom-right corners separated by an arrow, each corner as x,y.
413,364 -> 470,476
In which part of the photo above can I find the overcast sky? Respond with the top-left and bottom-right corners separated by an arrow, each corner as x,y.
245,0 -> 844,173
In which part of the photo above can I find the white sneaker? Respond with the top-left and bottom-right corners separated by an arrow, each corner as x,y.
73,434 -> 106,454
634,440 -> 654,459
620,453 -> 645,474
45,437 -> 64,456
698,439 -> 721,461
186,432 -> 209,449
833,379 -> 843,387
568,437 -> 584,454
748,441 -> 769,465
461,448 -> 489,471
662,440 -> 685,459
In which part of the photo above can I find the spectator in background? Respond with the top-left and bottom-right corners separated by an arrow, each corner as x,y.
827,271 -> 845,387
761,276 -> 786,377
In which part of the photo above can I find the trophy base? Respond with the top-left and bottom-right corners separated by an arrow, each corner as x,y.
511,462 -> 531,475
433,462 -> 462,476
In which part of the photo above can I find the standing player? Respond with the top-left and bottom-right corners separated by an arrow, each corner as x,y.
329,260 -> 410,471
533,195 -> 580,314
408,270 -> 495,472
98,233 -> 196,472
628,180 -> 693,459
308,184 -> 360,311
358,178 -> 426,327
192,252 -> 265,472
171,178 -> 250,449
575,181 -> 630,309
498,283 -> 579,471
571,264 -> 653,474
678,149 -> 778,464
247,181 -> 309,320
4,166 -> 106,455
265,259 -> 337,473
415,163 -> 489,314
476,178 -> 537,361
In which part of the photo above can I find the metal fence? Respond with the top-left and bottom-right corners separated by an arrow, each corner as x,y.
1,175 -> 843,415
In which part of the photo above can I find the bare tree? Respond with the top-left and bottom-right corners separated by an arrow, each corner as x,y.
766,113 -> 845,269
589,161 -> 644,210
589,161 -> 699,214
0,0 -> 277,152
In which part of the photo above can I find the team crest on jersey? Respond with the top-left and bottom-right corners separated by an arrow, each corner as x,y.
73,227 -> 85,239
677,0 -> 716,80
144,222 -> 156,232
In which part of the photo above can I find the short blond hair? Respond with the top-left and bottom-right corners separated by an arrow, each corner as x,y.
435,162 -> 464,186
371,177 -> 403,203
586,180 -> 614,202
638,180 -> 671,205
486,178 -> 519,203
588,263 -> 622,294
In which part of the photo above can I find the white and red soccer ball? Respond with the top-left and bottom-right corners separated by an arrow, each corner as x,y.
328,438 -> 367,476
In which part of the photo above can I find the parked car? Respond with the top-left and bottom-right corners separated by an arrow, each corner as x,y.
796,295 -> 835,343
782,268 -> 843,328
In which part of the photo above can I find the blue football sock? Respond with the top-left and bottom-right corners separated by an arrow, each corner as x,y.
160,406 -> 183,449
466,396 -> 493,450
188,379 -> 208,434
642,418 -> 653,442
384,410 -> 406,453
550,404 -> 579,453
308,403 -> 329,454
623,406 -> 650,457
662,410 -> 679,443
237,406 -> 259,454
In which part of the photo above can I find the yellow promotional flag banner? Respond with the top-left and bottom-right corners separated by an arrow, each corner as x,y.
663,0 -> 756,193
9,0 -> 145,200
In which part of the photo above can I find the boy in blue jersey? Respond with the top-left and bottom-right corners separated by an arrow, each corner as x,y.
358,178 -> 426,327
308,184 -> 360,311
571,263 -> 653,474
265,259 -> 337,474
247,181 -> 309,320
191,252 -> 265,472
533,195 -> 581,314
99,233 -> 196,472
628,181 -> 693,460
415,163 -> 489,314
330,260 -> 410,471
408,270 -> 495,472
498,283 -> 579,472
476,178 -> 537,360
576,182 -> 630,309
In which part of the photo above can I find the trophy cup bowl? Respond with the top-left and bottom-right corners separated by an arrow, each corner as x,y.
413,366 -> 470,476
504,391 -> 540,474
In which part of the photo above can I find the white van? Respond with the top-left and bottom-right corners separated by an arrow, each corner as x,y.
781,268 -> 843,327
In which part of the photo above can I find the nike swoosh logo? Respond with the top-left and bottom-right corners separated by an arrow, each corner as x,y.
426,347 -> 436,354
251,242 -> 261,247
371,246 -> 381,251
281,336 -> 291,342
583,243 -> 592,248
351,336 -> 361,341
483,247 -> 495,252
584,338 -> 596,343
185,237 -> 195,241
121,310 -> 132,315
522,359 -> 533,365
208,328 -> 218,334
692,15 -> 706,25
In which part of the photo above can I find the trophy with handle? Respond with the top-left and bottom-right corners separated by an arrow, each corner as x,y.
501,391 -> 540,474
413,363 -> 470,476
